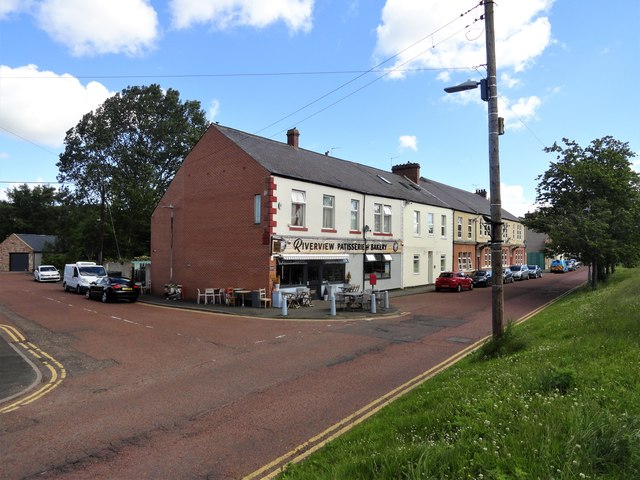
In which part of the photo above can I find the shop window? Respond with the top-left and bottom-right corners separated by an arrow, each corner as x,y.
323,194 -> 335,229
364,254 -> 391,279
291,190 -> 306,227
350,199 -> 360,231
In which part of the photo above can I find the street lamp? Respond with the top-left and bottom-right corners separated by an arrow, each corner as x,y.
444,0 -> 504,338
161,204 -> 174,283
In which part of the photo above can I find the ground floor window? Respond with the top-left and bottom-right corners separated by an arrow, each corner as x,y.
413,254 -> 420,274
278,261 -> 346,288
457,252 -> 472,271
364,254 -> 391,279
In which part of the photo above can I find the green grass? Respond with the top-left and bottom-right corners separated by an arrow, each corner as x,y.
278,268 -> 640,480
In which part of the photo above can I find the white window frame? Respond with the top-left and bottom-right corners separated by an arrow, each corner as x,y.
440,254 -> 446,272
413,254 -> 420,274
457,216 -> 463,239
373,203 -> 382,233
383,205 -> 392,233
350,199 -> 360,231
322,194 -> 335,229
427,213 -> 434,235
291,190 -> 306,227
413,210 -> 420,235
440,215 -> 447,237
468,218 -> 473,239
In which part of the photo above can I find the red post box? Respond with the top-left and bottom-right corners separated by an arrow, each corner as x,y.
369,273 -> 377,286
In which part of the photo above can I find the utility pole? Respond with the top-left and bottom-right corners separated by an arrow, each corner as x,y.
98,184 -> 105,265
485,0 -> 504,338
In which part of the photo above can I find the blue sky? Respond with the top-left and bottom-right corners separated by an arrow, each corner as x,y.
1,0 -> 638,217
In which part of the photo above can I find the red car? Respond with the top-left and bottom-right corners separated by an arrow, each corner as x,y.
435,271 -> 474,292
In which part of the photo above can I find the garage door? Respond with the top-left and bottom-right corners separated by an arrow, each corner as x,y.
10,253 -> 29,271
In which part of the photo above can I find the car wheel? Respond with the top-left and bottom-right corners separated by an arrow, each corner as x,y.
435,287 -> 441,292
101,291 -> 109,303
456,284 -> 462,292
85,290 -> 91,299
76,285 -> 81,294
468,282 -> 473,291
63,282 -> 67,291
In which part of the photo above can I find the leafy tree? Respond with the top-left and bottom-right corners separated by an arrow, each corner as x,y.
57,84 -> 209,259
0,184 -> 61,239
525,136 -> 640,287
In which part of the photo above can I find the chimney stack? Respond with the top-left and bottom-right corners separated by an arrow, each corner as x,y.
475,188 -> 487,198
391,162 -> 421,184
286,128 -> 299,149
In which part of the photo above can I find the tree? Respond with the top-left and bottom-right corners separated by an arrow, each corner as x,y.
0,184 -> 61,240
57,84 -> 209,259
524,136 -> 640,287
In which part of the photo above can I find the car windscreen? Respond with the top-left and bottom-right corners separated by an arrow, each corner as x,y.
439,273 -> 454,278
509,266 -> 521,271
41,266 -> 57,271
109,277 -> 131,285
79,266 -> 107,276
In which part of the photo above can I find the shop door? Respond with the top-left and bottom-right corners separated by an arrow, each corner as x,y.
308,262 -> 323,299
10,252 -> 29,271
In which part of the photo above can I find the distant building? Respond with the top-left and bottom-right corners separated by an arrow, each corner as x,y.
0,233 -> 58,272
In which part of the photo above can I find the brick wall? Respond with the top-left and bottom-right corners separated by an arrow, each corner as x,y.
151,126 -> 273,300
0,234 -> 32,272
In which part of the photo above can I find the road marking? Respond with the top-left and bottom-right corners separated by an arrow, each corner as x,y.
0,325 -> 66,415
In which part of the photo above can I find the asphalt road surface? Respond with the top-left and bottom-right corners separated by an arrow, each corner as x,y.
0,269 -> 587,479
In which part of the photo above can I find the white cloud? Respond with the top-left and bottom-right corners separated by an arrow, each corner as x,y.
374,0 -> 554,79
501,73 -> 521,89
398,135 -> 417,152
501,183 -> 534,218
35,0 -> 159,56
499,95 -> 541,131
0,0 -> 26,18
208,99 -> 221,121
0,65 -> 113,147
170,0 -> 314,33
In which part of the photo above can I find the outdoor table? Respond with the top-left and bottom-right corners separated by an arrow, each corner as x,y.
236,290 -> 251,307
344,292 -> 364,310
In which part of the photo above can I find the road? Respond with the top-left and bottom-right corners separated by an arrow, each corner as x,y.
0,270 -> 587,479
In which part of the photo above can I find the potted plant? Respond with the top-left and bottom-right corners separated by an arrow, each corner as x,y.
345,271 -> 352,285
271,273 -> 281,291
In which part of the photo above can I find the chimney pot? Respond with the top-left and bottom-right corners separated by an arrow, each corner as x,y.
286,128 -> 299,149
475,188 -> 487,198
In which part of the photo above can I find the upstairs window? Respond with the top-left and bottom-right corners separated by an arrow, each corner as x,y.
440,215 -> 447,237
322,195 -> 335,229
427,213 -> 434,234
457,216 -> 463,239
468,218 -> 473,239
350,199 -> 360,231
413,211 -> 420,235
291,190 -> 306,227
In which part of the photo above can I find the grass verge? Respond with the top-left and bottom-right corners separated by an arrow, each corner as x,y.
278,268 -> 640,479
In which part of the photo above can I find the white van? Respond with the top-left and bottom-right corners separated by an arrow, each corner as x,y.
63,262 -> 107,294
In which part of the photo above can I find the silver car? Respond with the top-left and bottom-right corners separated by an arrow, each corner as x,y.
509,264 -> 530,281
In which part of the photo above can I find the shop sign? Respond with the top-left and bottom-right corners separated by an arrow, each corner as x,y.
275,236 -> 402,255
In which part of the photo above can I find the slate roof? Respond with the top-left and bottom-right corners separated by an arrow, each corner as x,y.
216,125 -> 450,209
215,124 -> 519,219
15,234 -> 58,252
420,178 -> 520,221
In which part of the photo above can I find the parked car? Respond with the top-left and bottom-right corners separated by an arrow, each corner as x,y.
435,272 -> 474,292
567,259 -> 577,271
64,261 -> 108,293
470,270 -> 492,287
527,265 -> 542,278
34,265 -> 60,282
509,264 -> 530,281
503,268 -> 515,283
550,259 -> 568,273
85,276 -> 140,303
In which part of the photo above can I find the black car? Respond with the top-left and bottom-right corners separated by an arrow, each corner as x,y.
470,270 -> 492,287
527,265 -> 542,278
503,268 -> 515,283
86,276 -> 140,303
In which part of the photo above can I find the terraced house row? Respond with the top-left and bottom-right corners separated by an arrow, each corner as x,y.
150,124 -> 525,301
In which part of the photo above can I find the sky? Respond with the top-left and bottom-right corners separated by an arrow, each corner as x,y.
1,0 -> 639,217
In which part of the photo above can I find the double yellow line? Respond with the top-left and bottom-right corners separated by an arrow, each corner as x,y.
243,332 -> 486,479
0,324 -> 66,414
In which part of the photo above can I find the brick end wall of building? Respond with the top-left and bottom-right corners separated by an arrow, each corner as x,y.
151,127 -> 273,300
